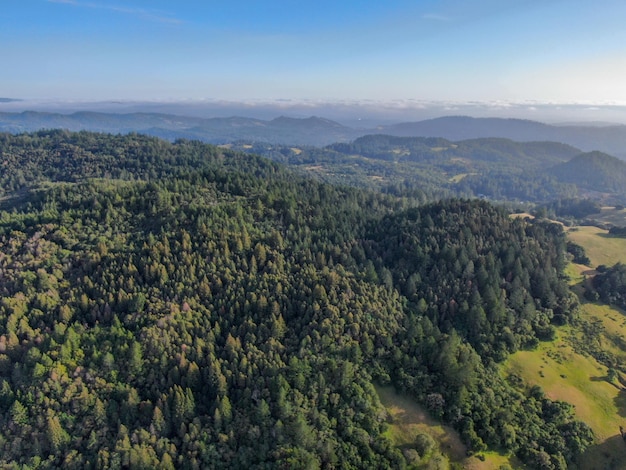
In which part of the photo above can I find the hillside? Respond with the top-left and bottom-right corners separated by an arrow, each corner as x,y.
237,135 -> 584,203
0,131 -> 593,468
329,134 -> 580,167
548,151 -> 626,194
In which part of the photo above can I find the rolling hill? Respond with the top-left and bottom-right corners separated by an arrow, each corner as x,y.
548,151 -> 626,194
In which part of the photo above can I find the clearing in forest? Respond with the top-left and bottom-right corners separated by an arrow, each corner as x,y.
375,385 -> 516,469
567,226 -> 626,267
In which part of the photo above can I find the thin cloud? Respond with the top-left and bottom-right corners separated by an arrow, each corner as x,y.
46,0 -> 182,25
422,13 -> 452,22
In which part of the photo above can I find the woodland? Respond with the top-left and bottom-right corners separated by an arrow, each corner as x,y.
0,131 -> 596,469
230,135 -> 626,206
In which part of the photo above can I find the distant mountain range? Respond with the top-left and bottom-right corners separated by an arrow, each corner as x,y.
0,111 -> 361,146
380,117 -> 626,158
2,111 -> 626,157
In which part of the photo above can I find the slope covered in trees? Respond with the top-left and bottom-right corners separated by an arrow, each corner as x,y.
0,131 -> 592,468
329,135 -> 579,168
548,151 -> 626,195
233,136 -> 584,204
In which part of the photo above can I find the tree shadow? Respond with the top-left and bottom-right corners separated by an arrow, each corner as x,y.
596,232 -> 626,240
615,389 -> 626,418
580,434 -> 626,470
590,375 -> 623,389
590,375 -> 609,383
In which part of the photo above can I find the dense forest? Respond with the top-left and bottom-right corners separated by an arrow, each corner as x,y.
0,131 -> 593,469
548,151 -> 626,195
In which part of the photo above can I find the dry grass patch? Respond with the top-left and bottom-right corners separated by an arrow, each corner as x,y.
449,173 -> 477,183
509,213 -> 534,220
375,385 -> 517,469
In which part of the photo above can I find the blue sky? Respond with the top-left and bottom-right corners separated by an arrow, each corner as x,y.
2,0 -> 626,104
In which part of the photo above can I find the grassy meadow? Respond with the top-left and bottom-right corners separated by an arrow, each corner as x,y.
591,207 -> 626,227
375,386 -> 517,469
505,328 -> 626,469
567,226 -> 626,267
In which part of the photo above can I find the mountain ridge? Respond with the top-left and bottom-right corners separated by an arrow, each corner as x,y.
2,111 -> 626,156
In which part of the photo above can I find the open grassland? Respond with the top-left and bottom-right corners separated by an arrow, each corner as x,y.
375,386 -> 517,469
505,329 -> 626,470
510,213 -> 535,220
505,332 -> 615,439
581,302 -> 626,364
567,226 -> 626,267
590,207 -> 626,227
559,225 -> 626,467
565,262 -> 586,285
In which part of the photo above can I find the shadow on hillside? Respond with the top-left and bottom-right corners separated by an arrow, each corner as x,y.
590,375 -> 613,384
590,375 -> 625,388
581,434 -> 626,470
615,389 -> 626,418
595,233 -> 625,239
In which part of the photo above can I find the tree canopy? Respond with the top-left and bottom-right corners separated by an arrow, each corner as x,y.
0,131 -> 592,469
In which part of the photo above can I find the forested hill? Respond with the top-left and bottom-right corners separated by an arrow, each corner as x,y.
238,135 -> 584,203
329,134 -> 580,168
0,131 -> 592,469
548,150 -> 626,194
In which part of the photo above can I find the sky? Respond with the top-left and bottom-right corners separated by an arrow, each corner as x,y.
2,0 -> 626,112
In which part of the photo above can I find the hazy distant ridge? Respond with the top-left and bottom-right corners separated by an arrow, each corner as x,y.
2,111 -> 626,156
0,111 -> 361,146
380,116 -> 626,157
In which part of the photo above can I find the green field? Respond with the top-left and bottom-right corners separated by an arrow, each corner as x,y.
567,225 -> 626,267
449,172 -> 477,183
505,328 -> 626,469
